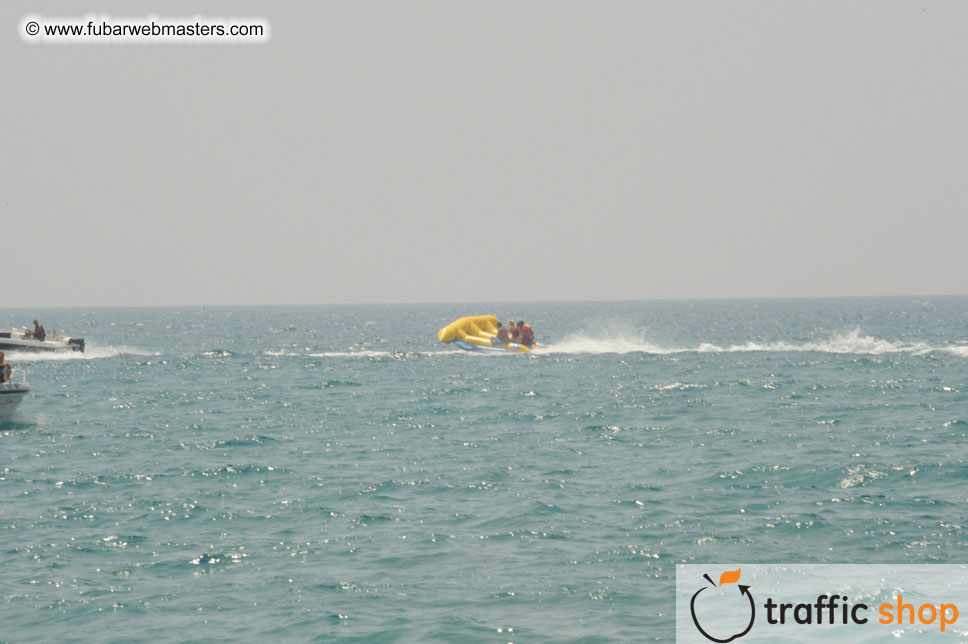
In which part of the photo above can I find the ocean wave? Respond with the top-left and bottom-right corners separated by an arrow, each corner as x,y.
546,335 -> 671,355
547,329 -> 962,357
4,345 -> 160,361
309,350 -> 394,358
837,464 -> 887,488
262,349 -> 392,358
941,344 -> 968,358
263,349 -> 454,359
200,350 -> 234,358
704,329 -> 935,355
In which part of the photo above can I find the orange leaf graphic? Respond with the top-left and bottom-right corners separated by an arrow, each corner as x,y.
718,568 -> 741,586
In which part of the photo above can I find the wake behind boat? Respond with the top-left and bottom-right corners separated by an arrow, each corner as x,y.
438,315 -> 547,353
0,328 -> 85,353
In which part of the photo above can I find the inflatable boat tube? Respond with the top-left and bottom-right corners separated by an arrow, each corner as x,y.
438,315 -> 547,353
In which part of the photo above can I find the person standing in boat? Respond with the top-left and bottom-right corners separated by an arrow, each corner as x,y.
0,352 -> 10,383
30,320 -> 46,342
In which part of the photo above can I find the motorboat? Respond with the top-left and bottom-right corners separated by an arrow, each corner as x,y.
0,328 -> 85,353
0,381 -> 29,421
438,315 -> 548,353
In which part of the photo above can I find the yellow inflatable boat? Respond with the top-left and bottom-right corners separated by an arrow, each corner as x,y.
438,315 -> 547,353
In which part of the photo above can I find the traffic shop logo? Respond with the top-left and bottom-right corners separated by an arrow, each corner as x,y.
689,569 -> 755,643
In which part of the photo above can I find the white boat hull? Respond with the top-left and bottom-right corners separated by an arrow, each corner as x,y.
0,328 -> 84,353
0,382 -> 29,421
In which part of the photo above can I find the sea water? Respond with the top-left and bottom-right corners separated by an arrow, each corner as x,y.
1,297 -> 966,643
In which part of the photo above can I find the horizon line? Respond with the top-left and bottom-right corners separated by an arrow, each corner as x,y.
1,292 -> 966,310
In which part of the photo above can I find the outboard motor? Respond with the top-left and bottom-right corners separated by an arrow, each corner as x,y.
68,338 -> 86,353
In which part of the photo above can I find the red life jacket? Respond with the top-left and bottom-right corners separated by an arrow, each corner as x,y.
520,324 -> 534,344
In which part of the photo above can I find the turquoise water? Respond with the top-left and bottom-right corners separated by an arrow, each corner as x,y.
1,298 -> 966,643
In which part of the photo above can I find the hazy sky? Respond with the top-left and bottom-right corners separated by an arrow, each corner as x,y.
3,1 -> 966,307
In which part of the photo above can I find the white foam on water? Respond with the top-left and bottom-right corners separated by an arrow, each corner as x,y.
262,349 -> 392,358
308,350 -> 394,358
713,329 -> 934,355
838,464 -> 887,488
941,344 -> 968,358
5,346 -> 160,361
545,328 -> 961,357
547,333 -> 674,355
263,349 -> 455,359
